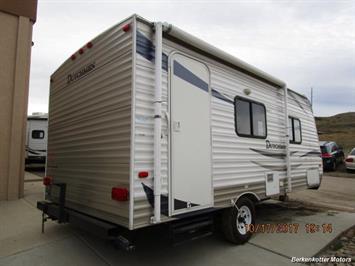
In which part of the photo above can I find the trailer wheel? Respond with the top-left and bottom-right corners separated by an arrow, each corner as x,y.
222,197 -> 255,244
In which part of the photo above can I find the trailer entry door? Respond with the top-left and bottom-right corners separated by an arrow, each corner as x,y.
170,53 -> 212,215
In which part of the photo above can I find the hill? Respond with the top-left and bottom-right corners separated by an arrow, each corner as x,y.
316,112 -> 355,155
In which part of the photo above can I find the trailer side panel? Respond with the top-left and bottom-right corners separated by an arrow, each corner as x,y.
46,18 -> 134,227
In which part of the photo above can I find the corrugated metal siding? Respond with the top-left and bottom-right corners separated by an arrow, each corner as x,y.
132,20 -> 321,229
287,91 -> 322,190
46,18 -> 133,227
133,21 -> 287,229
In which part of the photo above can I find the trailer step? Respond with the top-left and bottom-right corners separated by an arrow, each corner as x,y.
170,215 -> 214,246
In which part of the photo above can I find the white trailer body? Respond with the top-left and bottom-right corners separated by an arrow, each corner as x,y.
26,115 -> 48,163
46,15 -> 322,231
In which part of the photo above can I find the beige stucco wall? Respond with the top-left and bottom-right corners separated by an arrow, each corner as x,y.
0,11 -> 33,200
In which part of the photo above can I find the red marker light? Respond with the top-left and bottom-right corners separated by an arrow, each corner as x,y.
86,42 -> 93,48
138,171 -> 149,178
71,54 -> 76,60
122,24 -> 130,32
322,153 -> 332,158
111,187 -> 129,201
78,48 -> 84,55
43,176 -> 52,186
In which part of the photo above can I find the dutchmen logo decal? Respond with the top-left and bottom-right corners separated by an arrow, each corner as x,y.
67,62 -> 96,84
265,140 -> 286,150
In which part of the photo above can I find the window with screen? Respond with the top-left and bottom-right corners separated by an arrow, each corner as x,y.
234,97 -> 266,138
32,130 -> 45,139
289,117 -> 302,144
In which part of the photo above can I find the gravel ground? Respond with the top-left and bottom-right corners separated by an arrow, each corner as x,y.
325,163 -> 355,179
310,226 -> 355,266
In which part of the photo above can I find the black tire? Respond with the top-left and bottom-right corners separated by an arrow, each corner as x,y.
309,184 -> 320,190
279,194 -> 289,201
331,160 -> 336,171
221,197 -> 255,244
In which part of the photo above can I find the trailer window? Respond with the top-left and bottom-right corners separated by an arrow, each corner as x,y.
234,97 -> 266,138
289,117 -> 302,144
32,130 -> 45,139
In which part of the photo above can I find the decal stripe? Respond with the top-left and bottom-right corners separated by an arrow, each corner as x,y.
300,150 -> 321,157
250,148 -> 285,159
141,183 -> 199,215
142,183 -> 169,216
211,89 -> 234,104
289,91 -> 307,113
173,60 -> 209,92
136,30 -> 235,105
26,146 -> 44,155
136,30 -> 168,71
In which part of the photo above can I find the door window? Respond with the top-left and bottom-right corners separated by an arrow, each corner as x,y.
32,130 -> 45,139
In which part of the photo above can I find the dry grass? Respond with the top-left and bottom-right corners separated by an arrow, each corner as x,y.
316,112 -> 355,155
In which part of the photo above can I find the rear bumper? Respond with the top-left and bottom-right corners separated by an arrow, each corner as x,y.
322,158 -> 334,169
37,182 -> 127,239
37,200 -> 124,238
345,162 -> 355,170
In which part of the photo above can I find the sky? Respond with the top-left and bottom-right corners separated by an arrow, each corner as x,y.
28,0 -> 355,117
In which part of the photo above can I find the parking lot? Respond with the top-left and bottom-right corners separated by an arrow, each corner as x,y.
0,172 -> 354,266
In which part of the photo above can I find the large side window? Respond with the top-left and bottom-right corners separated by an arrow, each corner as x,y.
234,97 -> 267,138
289,117 -> 302,144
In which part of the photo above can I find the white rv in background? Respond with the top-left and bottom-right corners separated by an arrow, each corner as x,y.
38,15 -> 322,246
26,113 -> 48,164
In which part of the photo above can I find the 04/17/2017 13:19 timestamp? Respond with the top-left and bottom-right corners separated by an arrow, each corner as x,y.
246,223 -> 333,234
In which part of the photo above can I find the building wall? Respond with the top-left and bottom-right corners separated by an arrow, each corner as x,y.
0,7 -> 35,200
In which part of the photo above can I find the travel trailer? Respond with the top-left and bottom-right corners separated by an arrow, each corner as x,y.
26,113 -> 48,164
38,15 -> 322,247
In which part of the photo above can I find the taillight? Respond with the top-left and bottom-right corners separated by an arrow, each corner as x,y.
138,171 -> 149,178
345,158 -> 354,162
112,187 -> 129,201
122,24 -> 130,32
322,153 -> 332,158
43,176 -> 52,186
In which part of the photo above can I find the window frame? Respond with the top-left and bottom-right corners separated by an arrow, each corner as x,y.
234,96 -> 267,139
289,116 -> 302,144
32,130 -> 45,139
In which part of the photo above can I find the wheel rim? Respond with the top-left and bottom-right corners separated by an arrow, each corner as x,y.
236,205 -> 252,235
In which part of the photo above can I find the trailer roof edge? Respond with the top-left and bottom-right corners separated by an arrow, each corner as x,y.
166,25 -> 286,88
136,15 -> 286,88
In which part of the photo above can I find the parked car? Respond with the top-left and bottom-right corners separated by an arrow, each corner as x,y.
345,148 -> 355,172
319,141 -> 344,171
